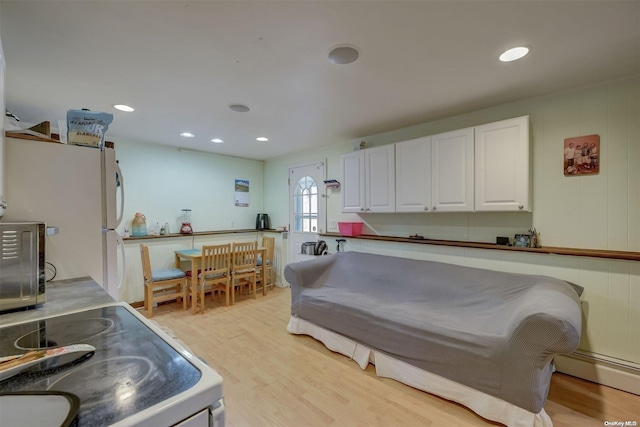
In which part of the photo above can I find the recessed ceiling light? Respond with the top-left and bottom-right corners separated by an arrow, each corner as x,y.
256,137 -> 269,142
229,104 -> 250,113
328,45 -> 360,65
113,104 -> 134,112
499,46 -> 530,62
180,132 -> 195,138
211,138 -> 224,143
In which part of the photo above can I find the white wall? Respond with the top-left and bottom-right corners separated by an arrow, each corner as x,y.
264,76 -> 640,371
115,139 -> 265,235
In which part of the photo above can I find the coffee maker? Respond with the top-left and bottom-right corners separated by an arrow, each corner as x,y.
255,213 -> 271,230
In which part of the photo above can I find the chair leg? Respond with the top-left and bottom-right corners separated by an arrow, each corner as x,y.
191,279 -> 198,314
199,280 -> 205,314
252,274 -> 257,299
146,285 -> 154,318
182,279 -> 188,310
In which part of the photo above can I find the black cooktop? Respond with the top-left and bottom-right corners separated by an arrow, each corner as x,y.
0,306 -> 201,426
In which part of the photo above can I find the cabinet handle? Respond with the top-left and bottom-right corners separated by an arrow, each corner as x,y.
432,206 -> 437,211
360,208 -> 365,212
518,205 -> 524,210
424,207 -> 429,211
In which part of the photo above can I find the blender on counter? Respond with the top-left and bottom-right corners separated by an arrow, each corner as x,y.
179,209 -> 193,235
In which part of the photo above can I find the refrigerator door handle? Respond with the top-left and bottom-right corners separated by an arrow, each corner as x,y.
116,232 -> 126,292
115,161 -> 125,229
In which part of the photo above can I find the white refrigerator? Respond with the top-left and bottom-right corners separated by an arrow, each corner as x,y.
4,136 -> 125,300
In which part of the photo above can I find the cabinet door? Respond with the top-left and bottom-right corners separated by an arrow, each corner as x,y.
395,136 -> 431,212
341,150 -> 365,213
474,116 -> 530,211
365,145 -> 395,213
431,128 -> 474,212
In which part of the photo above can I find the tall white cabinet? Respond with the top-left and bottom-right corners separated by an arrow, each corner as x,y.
430,127 -> 475,212
395,136 -> 431,212
474,116 -> 531,211
341,145 -> 395,213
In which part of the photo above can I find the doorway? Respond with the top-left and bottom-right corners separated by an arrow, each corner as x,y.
288,162 -> 325,265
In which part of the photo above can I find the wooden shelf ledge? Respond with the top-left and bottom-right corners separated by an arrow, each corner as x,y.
320,232 -> 640,262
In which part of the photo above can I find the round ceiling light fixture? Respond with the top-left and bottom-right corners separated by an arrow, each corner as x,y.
499,46 -> 530,62
211,138 -> 224,143
328,45 -> 360,65
113,104 -> 134,112
256,137 -> 269,142
229,104 -> 250,113
180,132 -> 195,138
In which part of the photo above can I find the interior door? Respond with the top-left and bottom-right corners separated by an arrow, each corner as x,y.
288,162 -> 325,266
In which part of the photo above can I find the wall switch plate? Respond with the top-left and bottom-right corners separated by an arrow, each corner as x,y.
330,220 -> 337,229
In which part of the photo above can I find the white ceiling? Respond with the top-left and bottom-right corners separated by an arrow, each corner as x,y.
1,1 -> 639,161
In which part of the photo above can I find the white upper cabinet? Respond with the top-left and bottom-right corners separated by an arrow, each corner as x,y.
341,145 -> 395,213
341,150 -> 366,213
430,127 -> 475,212
474,116 -> 531,212
395,136 -> 431,212
365,145 -> 395,212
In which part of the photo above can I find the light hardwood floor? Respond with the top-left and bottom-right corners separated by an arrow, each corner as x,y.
149,287 -> 640,427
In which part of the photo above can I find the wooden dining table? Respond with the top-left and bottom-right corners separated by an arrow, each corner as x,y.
174,247 -> 268,307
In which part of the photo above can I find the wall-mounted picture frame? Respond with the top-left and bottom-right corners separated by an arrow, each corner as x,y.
564,134 -> 600,176
514,234 -> 531,248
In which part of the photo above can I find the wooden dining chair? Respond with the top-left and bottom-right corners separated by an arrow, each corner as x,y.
191,244 -> 232,314
231,241 -> 258,303
257,236 -> 275,295
140,244 -> 188,318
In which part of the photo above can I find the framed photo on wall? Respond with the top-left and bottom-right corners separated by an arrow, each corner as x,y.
564,134 -> 600,176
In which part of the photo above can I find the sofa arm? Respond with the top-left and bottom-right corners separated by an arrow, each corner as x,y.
501,288 -> 582,412
284,254 -> 337,289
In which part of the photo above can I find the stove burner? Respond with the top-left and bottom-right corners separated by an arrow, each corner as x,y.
14,318 -> 114,350
47,356 -> 153,409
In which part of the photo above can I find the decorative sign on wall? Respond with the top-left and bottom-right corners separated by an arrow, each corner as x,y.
234,179 -> 250,207
564,134 -> 600,176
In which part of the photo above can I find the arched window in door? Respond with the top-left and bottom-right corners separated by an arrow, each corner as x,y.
293,176 -> 318,232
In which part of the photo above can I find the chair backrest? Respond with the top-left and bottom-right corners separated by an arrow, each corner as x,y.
202,244 -> 231,277
261,236 -> 275,263
140,244 -> 152,282
232,241 -> 257,272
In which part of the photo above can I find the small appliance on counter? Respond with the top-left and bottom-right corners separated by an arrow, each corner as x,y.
0,221 -> 46,313
180,209 -> 193,235
255,213 -> 271,230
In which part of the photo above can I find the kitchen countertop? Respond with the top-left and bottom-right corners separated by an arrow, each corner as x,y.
0,277 -> 115,327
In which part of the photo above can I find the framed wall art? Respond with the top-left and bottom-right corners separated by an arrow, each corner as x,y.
564,134 -> 600,176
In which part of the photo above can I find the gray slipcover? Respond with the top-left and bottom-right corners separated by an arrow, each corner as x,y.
285,251 -> 582,413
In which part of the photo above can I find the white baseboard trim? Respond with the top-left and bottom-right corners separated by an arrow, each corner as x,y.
554,353 -> 640,395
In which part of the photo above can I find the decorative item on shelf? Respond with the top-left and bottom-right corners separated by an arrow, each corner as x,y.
179,209 -> 193,235
513,234 -> 530,248
131,213 -> 147,237
496,236 -> 510,246
323,179 -> 341,190
528,228 -> 541,248
409,234 -> 424,240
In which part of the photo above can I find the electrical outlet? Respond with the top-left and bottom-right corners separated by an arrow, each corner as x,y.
330,220 -> 337,229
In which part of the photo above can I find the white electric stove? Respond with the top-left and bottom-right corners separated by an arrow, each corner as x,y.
0,303 -> 224,426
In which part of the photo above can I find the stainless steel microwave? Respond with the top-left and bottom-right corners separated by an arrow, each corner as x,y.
0,221 -> 46,313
